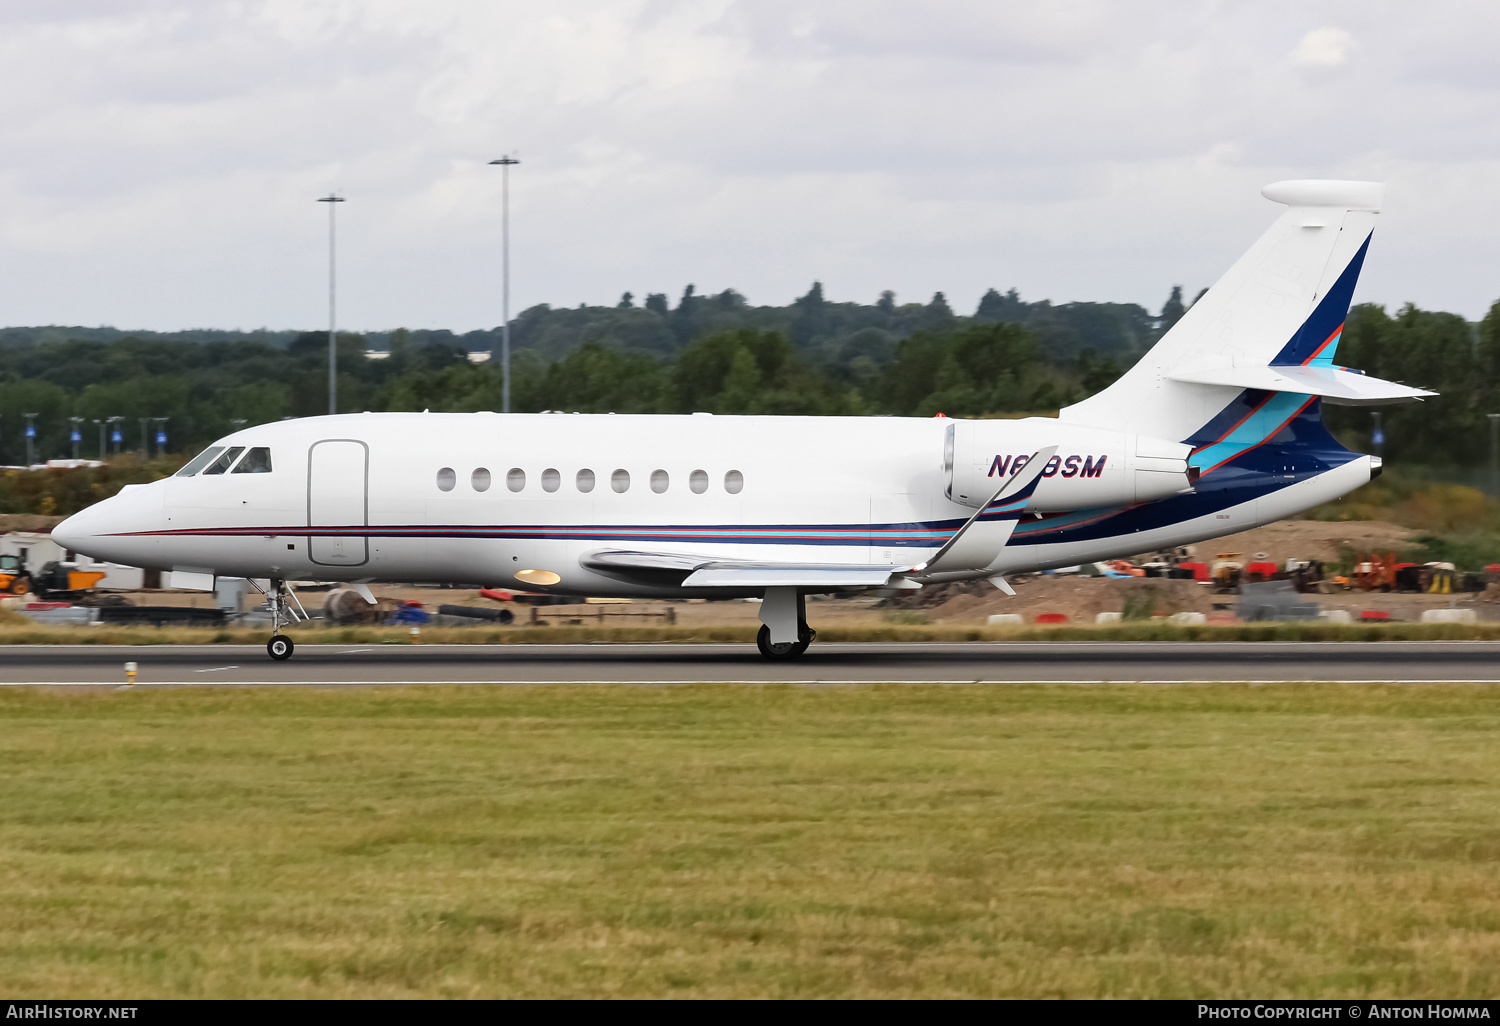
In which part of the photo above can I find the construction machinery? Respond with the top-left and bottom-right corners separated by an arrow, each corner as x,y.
26,561 -> 107,602
0,554 -> 29,595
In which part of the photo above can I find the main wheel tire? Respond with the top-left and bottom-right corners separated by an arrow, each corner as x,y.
9,578 -> 28,595
756,624 -> 812,660
267,634 -> 294,661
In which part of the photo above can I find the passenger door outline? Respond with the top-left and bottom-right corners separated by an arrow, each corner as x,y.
307,439 -> 369,567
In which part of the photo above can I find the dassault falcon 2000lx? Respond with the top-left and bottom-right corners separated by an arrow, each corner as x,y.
54,180 -> 1433,661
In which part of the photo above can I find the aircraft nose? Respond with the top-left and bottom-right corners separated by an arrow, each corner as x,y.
51,509 -> 94,554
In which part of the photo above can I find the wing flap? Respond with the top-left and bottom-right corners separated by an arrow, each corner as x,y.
682,565 -> 899,588
582,549 -> 905,588
582,549 -> 707,572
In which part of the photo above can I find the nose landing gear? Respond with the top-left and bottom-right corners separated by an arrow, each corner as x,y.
251,577 -> 305,661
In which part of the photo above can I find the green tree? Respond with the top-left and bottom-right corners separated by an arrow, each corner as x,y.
1159,285 -> 1186,331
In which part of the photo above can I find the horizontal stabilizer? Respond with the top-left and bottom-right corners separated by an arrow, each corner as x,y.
1167,361 -> 1434,406
582,549 -> 904,588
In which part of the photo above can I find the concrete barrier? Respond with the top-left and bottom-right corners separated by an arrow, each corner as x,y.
1095,611 -> 1122,624
22,607 -> 97,626
986,614 -> 1023,626
1168,611 -> 1207,625
1319,609 -> 1353,624
1420,608 -> 1478,624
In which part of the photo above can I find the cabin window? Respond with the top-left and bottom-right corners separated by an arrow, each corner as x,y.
472,468 -> 492,492
201,446 -> 245,476
689,469 -> 708,494
650,470 -> 669,494
230,447 -> 273,474
176,447 -> 225,477
436,467 -> 456,491
541,468 -> 560,492
725,470 -> 744,494
507,468 -> 526,492
611,469 -> 630,493
576,469 -> 595,493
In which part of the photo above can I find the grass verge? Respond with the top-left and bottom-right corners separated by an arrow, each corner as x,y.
2,683 -> 1500,998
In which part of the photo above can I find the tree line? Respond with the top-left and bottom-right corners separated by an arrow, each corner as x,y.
0,282 -> 1493,476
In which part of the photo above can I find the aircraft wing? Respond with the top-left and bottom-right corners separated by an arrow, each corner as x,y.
581,549 -> 908,588
581,447 -> 1057,590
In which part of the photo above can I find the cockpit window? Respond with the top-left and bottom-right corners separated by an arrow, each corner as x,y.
231,447 -> 273,474
176,447 -> 225,477
201,446 -> 245,476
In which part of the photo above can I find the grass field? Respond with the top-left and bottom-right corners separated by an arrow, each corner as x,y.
3,683 -> 1500,998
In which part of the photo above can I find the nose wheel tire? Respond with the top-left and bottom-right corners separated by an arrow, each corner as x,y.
756,623 -> 814,660
267,635 -> 294,661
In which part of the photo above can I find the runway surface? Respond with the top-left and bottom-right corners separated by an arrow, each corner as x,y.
4,641 -> 1500,685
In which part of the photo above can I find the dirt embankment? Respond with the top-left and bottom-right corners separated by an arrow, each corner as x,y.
926,577 -> 1216,625
0,514 -> 66,534
1180,520 -> 1418,564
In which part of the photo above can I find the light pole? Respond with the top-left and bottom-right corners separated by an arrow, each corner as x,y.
1488,414 -> 1500,496
1371,411 -> 1384,461
153,417 -> 168,458
107,416 -> 123,456
138,418 -> 149,459
317,194 -> 346,416
93,419 -> 105,460
24,413 -> 38,466
69,417 -> 83,460
489,155 -> 520,413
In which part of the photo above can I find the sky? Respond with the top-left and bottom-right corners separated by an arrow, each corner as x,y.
1,1 -> 1498,332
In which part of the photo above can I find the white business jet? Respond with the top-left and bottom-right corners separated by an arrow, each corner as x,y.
53,180 -> 1432,661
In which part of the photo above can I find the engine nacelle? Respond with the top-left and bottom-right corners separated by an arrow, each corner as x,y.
944,418 -> 1195,512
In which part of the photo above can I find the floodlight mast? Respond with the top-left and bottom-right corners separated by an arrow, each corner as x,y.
489,156 -> 520,414
24,413 -> 38,467
317,194 -> 346,416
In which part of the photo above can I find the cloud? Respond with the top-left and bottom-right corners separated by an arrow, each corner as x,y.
1292,26 -> 1355,67
0,2 -> 1496,331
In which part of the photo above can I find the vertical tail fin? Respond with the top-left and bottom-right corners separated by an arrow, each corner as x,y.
1060,180 -> 1384,442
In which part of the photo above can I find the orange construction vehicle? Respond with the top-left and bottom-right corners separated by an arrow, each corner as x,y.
0,554 -> 30,595
1,558 -> 107,601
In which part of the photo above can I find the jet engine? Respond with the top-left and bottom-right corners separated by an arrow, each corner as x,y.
943,418 -> 1195,512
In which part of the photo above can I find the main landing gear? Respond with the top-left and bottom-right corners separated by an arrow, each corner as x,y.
756,587 -> 817,660
251,577 -> 307,661
756,622 -> 815,659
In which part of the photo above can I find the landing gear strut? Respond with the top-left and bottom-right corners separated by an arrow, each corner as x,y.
756,588 -> 816,660
252,577 -> 306,661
